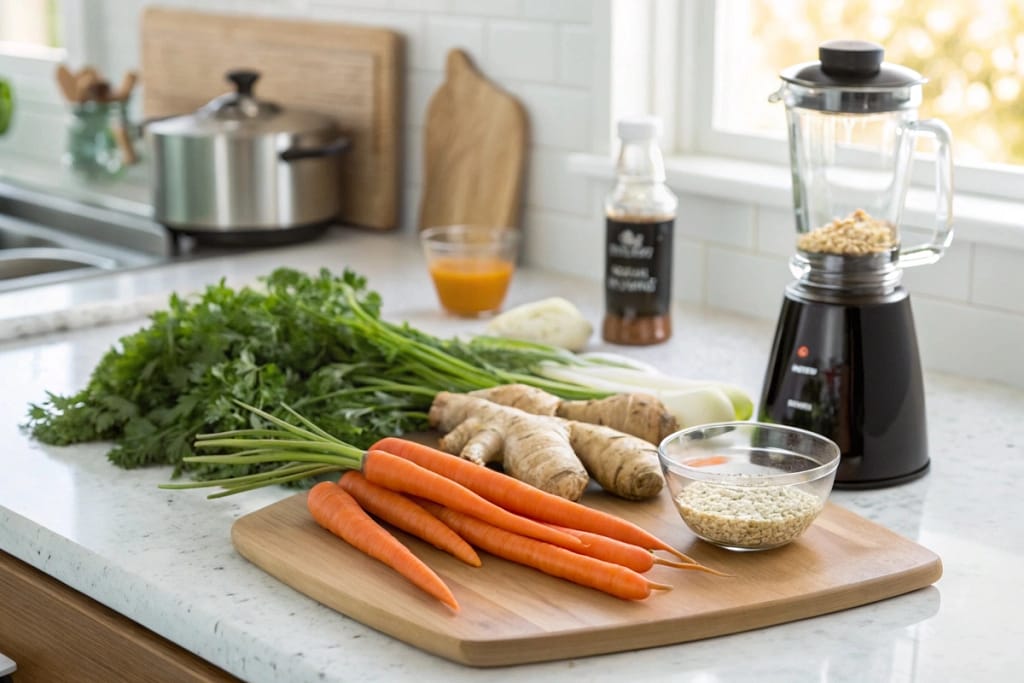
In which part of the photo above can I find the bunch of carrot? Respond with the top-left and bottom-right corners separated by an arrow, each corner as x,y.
162,402 -> 723,612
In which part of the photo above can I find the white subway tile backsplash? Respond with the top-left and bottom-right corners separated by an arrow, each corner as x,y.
424,16 -> 485,71
525,148 -> 591,216
401,184 -> 421,232
587,181 -> 612,224
393,0 -> 452,12
677,194 -> 756,249
558,26 -> 593,86
507,83 -> 590,149
972,243 -> 1024,314
523,0 -> 592,23
900,226 -> 972,302
405,70 -> 444,128
0,108 -> 64,164
705,248 -> 790,320
756,206 -> 795,257
310,0 -> 398,10
453,0 -> 521,18
404,126 -> 424,188
673,238 -> 705,306
522,208 -> 602,280
486,21 -> 557,82
7,74 -> 63,108
912,296 -> 1024,388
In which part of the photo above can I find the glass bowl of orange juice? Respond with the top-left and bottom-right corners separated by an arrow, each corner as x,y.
420,225 -> 520,317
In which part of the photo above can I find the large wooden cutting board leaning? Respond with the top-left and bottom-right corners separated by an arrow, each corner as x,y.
418,49 -> 528,230
232,486 -> 942,667
140,7 -> 402,230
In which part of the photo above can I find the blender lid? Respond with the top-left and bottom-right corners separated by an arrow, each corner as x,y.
778,40 -> 925,113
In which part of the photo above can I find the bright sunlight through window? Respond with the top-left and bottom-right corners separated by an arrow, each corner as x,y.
0,0 -> 63,49
715,0 -> 1024,167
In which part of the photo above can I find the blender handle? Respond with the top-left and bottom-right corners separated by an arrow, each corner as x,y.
896,118 -> 954,269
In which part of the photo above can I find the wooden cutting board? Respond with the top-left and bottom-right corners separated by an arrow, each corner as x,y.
232,489 -> 941,667
418,49 -> 528,230
140,7 -> 402,230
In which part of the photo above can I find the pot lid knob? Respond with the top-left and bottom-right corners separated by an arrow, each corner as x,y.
819,40 -> 884,78
199,69 -> 280,120
227,69 -> 260,97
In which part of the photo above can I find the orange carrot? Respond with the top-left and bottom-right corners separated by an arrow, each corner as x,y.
360,449 -> 583,551
418,499 -> 671,601
685,455 -> 729,468
306,481 -> 459,611
338,471 -> 481,567
371,436 -> 693,561
546,524 -> 729,577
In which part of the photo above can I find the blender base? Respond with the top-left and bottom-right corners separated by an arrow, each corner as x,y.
759,283 -> 930,488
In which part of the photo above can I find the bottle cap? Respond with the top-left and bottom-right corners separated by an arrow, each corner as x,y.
617,115 -> 662,142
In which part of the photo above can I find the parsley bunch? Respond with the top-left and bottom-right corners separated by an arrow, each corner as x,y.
25,268 -> 603,482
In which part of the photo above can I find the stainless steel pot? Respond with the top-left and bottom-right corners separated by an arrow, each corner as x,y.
146,70 -> 350,243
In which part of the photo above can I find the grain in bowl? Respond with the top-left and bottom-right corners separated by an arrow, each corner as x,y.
658,422 -> 840,551
673,480 -> 824,550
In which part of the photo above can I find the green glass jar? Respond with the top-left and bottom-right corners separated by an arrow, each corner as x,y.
64,100 -> 126,178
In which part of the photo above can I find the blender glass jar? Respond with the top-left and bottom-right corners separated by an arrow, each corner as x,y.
771,40 -> 953,286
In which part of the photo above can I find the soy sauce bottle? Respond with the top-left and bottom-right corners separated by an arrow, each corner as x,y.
602,116 -> 678,345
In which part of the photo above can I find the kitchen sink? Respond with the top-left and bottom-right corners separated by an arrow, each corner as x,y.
0,248 -> 119,279
0,178 -> 173,292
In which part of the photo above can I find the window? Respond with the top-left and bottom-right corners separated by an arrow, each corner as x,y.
0,0 -> 64,54
666,0 -> 1024,200
0,0 -> 84,161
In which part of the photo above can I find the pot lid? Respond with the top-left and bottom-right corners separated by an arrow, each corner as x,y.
200,70 -> 282,120
147,70 -> 336,137
776,40 -> 925,113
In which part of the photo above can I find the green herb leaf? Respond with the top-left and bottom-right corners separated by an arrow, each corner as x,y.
24,267 -> 606,483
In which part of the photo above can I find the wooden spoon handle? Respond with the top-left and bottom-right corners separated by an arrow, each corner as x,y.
113,124 -> 137,166
55,64 -> 78,102
115,71 -> 138,102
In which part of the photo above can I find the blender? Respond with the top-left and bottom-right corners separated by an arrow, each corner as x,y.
759,40 -> 953,488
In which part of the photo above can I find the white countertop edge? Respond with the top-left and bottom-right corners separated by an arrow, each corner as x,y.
0,500 -> 330,682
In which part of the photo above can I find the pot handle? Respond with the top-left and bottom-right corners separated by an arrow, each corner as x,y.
280,136 -> 351,162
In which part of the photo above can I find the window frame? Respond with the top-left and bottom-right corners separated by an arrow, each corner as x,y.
0,0 -> 87,107
665,0 -> 1024,202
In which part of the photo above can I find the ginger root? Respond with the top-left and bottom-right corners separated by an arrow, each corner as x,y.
470,384 -> 678,445
431,393 -> 589,500
429,392 -> 664,501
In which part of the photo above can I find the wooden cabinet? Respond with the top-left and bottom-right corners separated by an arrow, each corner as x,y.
0,551 -> 238,682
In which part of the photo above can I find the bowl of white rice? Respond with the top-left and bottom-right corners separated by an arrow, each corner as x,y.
658,422 -> 840,551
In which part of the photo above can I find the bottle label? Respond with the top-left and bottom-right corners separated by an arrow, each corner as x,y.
605,216 -> 674,318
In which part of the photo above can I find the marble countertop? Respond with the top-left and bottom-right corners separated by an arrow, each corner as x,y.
1,227 -> 1021,682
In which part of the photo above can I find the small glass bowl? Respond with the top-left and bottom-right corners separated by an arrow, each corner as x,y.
420,225 -> 520,318
658,422 -> 840,551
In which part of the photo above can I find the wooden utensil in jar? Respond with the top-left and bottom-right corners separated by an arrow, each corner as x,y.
73,67 -> 99,102
113,71 -> 138,102
55,64 -> 78,102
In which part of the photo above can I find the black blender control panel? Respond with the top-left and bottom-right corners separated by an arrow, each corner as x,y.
787,345 -> 819,411
759,298 -> 851,447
